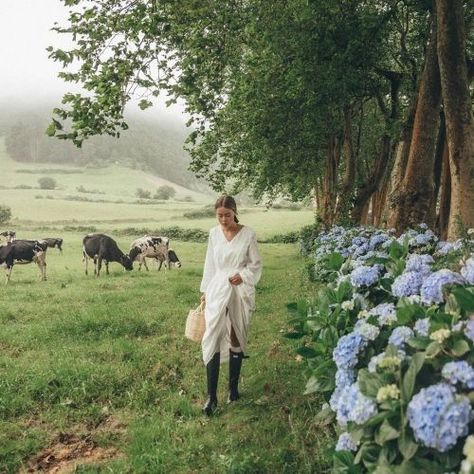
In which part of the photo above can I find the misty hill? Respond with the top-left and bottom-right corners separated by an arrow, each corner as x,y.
0,102 -> 208,193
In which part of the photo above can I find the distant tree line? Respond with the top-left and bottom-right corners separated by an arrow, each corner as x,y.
48,0 -> 474,238
2,107 -> 205,192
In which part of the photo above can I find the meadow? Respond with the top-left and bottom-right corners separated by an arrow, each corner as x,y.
0,141 -> 333,473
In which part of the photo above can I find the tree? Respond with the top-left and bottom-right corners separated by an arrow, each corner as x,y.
436,0 -> 474,238
154,185 -> 176,200
49,0 -> 474,234
38,177 -> 57,190
0,205 -> 12,225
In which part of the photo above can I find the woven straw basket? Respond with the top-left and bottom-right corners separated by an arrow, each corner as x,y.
185,302 -> 206,342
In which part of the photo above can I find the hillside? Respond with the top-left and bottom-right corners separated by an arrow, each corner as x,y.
0,101 -> 207,192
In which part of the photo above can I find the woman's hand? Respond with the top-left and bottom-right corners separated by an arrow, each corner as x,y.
200,293 -> 206,304
229,273 -> 243,286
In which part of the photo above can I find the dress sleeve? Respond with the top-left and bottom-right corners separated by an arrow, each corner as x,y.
200,231 -> 216,293
240,231 -> 262,286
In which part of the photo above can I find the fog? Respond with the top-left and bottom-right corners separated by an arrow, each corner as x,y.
0,0 -> 187,121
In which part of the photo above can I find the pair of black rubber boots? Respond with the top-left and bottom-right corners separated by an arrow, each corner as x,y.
202,350 -> 243,416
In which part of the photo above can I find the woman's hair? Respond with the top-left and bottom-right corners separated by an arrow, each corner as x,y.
214,195 -> 239,223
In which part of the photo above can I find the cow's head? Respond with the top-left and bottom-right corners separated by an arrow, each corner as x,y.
122,254 -> 134,271
168,249 -> 182,268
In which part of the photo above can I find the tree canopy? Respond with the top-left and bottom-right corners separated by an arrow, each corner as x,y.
49,0 -> 474,236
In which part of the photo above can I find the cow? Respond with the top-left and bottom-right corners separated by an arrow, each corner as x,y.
0,239 -> 48,283
1,231 -> 16,243
156,248 -> 182,270
129,235 -> 170,271
42,238 -> 63,253
83,233 -> 133,276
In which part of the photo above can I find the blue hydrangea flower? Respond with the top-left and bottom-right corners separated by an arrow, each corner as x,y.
465,321 -> 474,343
436,240 -> 463,255
335,368 -> 355,389
368,303 -> 397,326
405,254 -> 434,274
392,271 -> 424,298
407,383 -> 472,452
461,258 -> 474,285
333,383 -> 377,426
420,270 -> 465,305
442,361 -> 474,389
414,318 -> 430,337
369,233 -> 390,250
335,432 -> 359,452
388,326 -> 414,347
350,265 -> 381,288
333,332 -> 367,369
415,233 -> 433,246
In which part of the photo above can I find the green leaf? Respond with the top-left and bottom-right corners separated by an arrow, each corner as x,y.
401,352 -> 425,401
398,429 -> 418,460
358,369 -> 384,398
425,341 -> 441,358
375,419 -> 400,445
283,331 -> 304,339
451,338 -> 470,357
286,302 -> 299,316
407,336 -> 430,350
296,346 -> 317,358
451,286 -> 474,312
304,376 -> 320,395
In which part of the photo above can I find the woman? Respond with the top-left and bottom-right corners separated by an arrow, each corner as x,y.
200,195 -> 262,416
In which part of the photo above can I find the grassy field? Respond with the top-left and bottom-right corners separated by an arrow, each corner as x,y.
0,138 -> 314,239
0,238 -> 332,473
0,141 -> 332,472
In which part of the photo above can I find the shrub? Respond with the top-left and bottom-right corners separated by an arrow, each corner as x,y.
183,206 -> 215,219
38,177 -> 57,190
0,205 -> 12,225
286,224 -> 474,473
115,226 -> 208,242
154,185 -> 176,200
135,188 -> 152,199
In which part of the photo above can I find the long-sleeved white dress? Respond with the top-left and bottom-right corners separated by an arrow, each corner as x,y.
200,225 -> 262,365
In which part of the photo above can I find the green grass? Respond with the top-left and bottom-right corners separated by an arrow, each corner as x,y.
0,138 -> 315,239
0,238 -> 333,473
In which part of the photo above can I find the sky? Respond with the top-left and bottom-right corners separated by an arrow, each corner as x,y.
0,0 -> 187,120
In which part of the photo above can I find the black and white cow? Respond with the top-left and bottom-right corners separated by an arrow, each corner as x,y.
42,238 -> 63,253
157,248 -> 182,270
129,235 -> 171,271
1,230 -> 16,243
83,233 -> 133,276
0,239 -> 48,283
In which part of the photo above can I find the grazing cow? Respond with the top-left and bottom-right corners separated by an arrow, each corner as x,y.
157,248 -> 182,270
1,230 -> 16,243
42,238 -> 63,253
129,235 -> 171,271
83,233 -> 133,276
0,239 -> 48,283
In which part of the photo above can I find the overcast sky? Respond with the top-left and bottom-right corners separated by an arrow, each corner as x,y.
0,0 -> 187,120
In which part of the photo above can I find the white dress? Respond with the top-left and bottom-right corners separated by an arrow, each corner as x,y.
200,225 -> 262,365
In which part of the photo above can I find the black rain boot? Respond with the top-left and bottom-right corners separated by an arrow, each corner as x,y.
202,352 -> 220,416
228,350 -> 243,403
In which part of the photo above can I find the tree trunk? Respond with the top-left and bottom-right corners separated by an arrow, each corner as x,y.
428,112 -> 446,227
322,135 -> 339,228
437,140 -> 451,240
352,134 -> 391,224
334,106 -> 356,222
437,0 -> 474,239
390,13 -> 441,232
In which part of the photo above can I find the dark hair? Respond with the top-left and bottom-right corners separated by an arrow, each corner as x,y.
214,195 -> 239,223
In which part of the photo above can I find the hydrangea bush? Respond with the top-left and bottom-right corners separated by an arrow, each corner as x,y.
288,224 -> 474,473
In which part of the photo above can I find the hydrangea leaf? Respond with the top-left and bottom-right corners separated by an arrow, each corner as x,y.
451,286 -> 474,312
358,369 -> 384,399
401,353 -> 425,401
425,341 -> 441,358
450,338 -> 470,357
375,419 -> 400,445
397,429 -> 418,461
